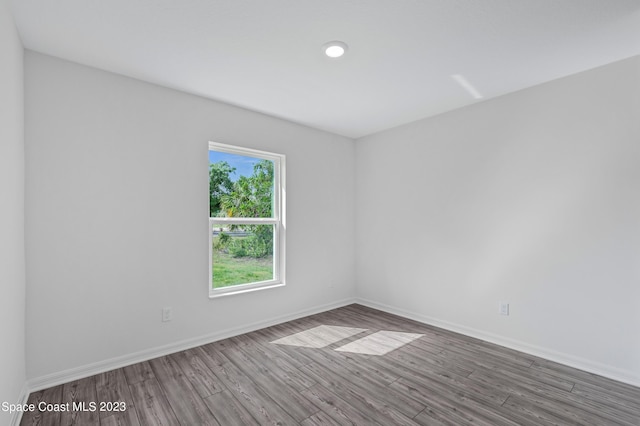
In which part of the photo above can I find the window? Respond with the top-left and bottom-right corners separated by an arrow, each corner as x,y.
209,142 -> 285,297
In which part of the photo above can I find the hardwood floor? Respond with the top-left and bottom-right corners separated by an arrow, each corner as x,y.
20,304 -> 640,425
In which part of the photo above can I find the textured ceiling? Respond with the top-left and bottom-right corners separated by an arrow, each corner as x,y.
11,0 -> 640,138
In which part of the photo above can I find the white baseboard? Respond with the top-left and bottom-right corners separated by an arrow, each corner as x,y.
10,383 -> 30,426
24,295 -> 639,400
27,297 -> 357,393
355,297 -> 640,388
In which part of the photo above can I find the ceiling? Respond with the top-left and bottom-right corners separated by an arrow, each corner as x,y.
11,0 -> 640,139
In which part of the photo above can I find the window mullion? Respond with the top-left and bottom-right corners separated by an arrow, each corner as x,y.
211,217 -> 278,225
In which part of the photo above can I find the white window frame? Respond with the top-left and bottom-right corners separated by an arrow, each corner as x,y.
208,141 -> 286,298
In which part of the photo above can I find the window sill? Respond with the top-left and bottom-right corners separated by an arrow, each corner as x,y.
208,281 -> 285,299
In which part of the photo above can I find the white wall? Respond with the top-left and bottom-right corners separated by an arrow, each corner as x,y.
356,56 -> 640,385
0,0 -> 26,422
25,52 -> 356,381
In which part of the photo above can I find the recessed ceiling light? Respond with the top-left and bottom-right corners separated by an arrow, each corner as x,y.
322,41 -> 348,58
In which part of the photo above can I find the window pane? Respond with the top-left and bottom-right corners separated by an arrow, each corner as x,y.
209,150 -> 274,218
212,224 -> 275,288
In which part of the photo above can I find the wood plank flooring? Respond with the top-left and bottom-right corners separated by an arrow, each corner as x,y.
20,304 -> 640,425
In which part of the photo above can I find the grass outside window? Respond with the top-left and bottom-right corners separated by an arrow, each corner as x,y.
212,233 -> 274,288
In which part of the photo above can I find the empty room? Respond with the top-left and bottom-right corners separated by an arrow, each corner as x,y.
2,0 -> 640,425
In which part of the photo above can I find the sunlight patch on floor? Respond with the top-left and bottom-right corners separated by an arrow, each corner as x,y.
335,331 -> 424,355
270,325 -> 367,348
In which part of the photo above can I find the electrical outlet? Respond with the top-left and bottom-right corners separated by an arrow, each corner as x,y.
499,302 -> 509,316
162,307 -> 173,322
